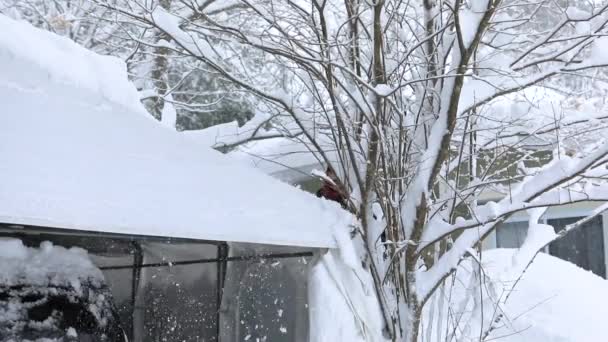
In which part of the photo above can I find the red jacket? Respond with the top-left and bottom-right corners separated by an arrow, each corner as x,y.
316,181 -> 346,208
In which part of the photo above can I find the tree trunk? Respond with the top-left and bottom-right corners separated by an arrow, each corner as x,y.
150,0 -> 172,121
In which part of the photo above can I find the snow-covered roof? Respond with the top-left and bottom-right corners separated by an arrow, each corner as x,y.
0,15 -> 349,248
181,122 -> 334,184
183,126 -> 339,184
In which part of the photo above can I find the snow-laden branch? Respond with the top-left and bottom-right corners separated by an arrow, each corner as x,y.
418,141 -> 608,300
421,150 -> 608,250
458,60 -> 608,120
401,0 -> 493,242
510,2 -> 608,69
139,7 -> 341,166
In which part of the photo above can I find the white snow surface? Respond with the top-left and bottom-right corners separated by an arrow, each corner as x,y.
182,120 -> 241,148
0,239 -> 103,289
181,110 -> 275,150
0,15 -> 146,116
459,0 -> 489,47
184,124 -> 339,183
151,7 -> 216,60
591,36 -> 608,65
231,136 -> 338,183
0,14 -> 350,248
309,228 -> 386,342
425,249 -> 608,342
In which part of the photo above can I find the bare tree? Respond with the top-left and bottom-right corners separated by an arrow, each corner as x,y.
0,0 -> 128,53
0,0 -> 257,129
91,0 -> 608,340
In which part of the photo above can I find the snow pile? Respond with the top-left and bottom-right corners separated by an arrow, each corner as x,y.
488,250 -> 608,341
511,208 -> 556,267
182,114 -> 341,183
425,249 -> 608,342
0,14 -> 350,248
0,239 -> 103,289
0,14 -> 145,115
309,228 -> 387,342
0,239 -> 119,341
182,120 -> 241,147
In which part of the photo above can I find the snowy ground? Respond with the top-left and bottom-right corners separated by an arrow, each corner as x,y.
426,248 -> 608,342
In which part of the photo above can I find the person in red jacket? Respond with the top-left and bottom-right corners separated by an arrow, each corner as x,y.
315,167 -> 347,208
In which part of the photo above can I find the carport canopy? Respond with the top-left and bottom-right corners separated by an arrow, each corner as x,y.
0,15 -> 349,249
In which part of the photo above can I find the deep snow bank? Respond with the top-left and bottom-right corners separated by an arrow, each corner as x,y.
0,14 -> 145,115
309,227 -> 387,342
485,249 -> 608,341
425,249 -> 608,342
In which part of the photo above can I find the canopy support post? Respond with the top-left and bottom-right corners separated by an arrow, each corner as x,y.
216,242 -> 229,340
131,242 -> 144,341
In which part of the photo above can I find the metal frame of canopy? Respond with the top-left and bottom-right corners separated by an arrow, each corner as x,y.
0,223 -> 318,342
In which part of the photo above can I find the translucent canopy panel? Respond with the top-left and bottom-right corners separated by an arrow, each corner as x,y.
0,227 -> 316,342
221,243 -> 312,342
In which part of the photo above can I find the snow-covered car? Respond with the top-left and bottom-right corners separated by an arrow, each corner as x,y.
0,239 -> 127,342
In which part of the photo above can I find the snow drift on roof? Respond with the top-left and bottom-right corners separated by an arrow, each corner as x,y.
183,126 -> 340,183
0,15 -> 145,116
230,137 -> 333,183
0,14 -> 349,248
